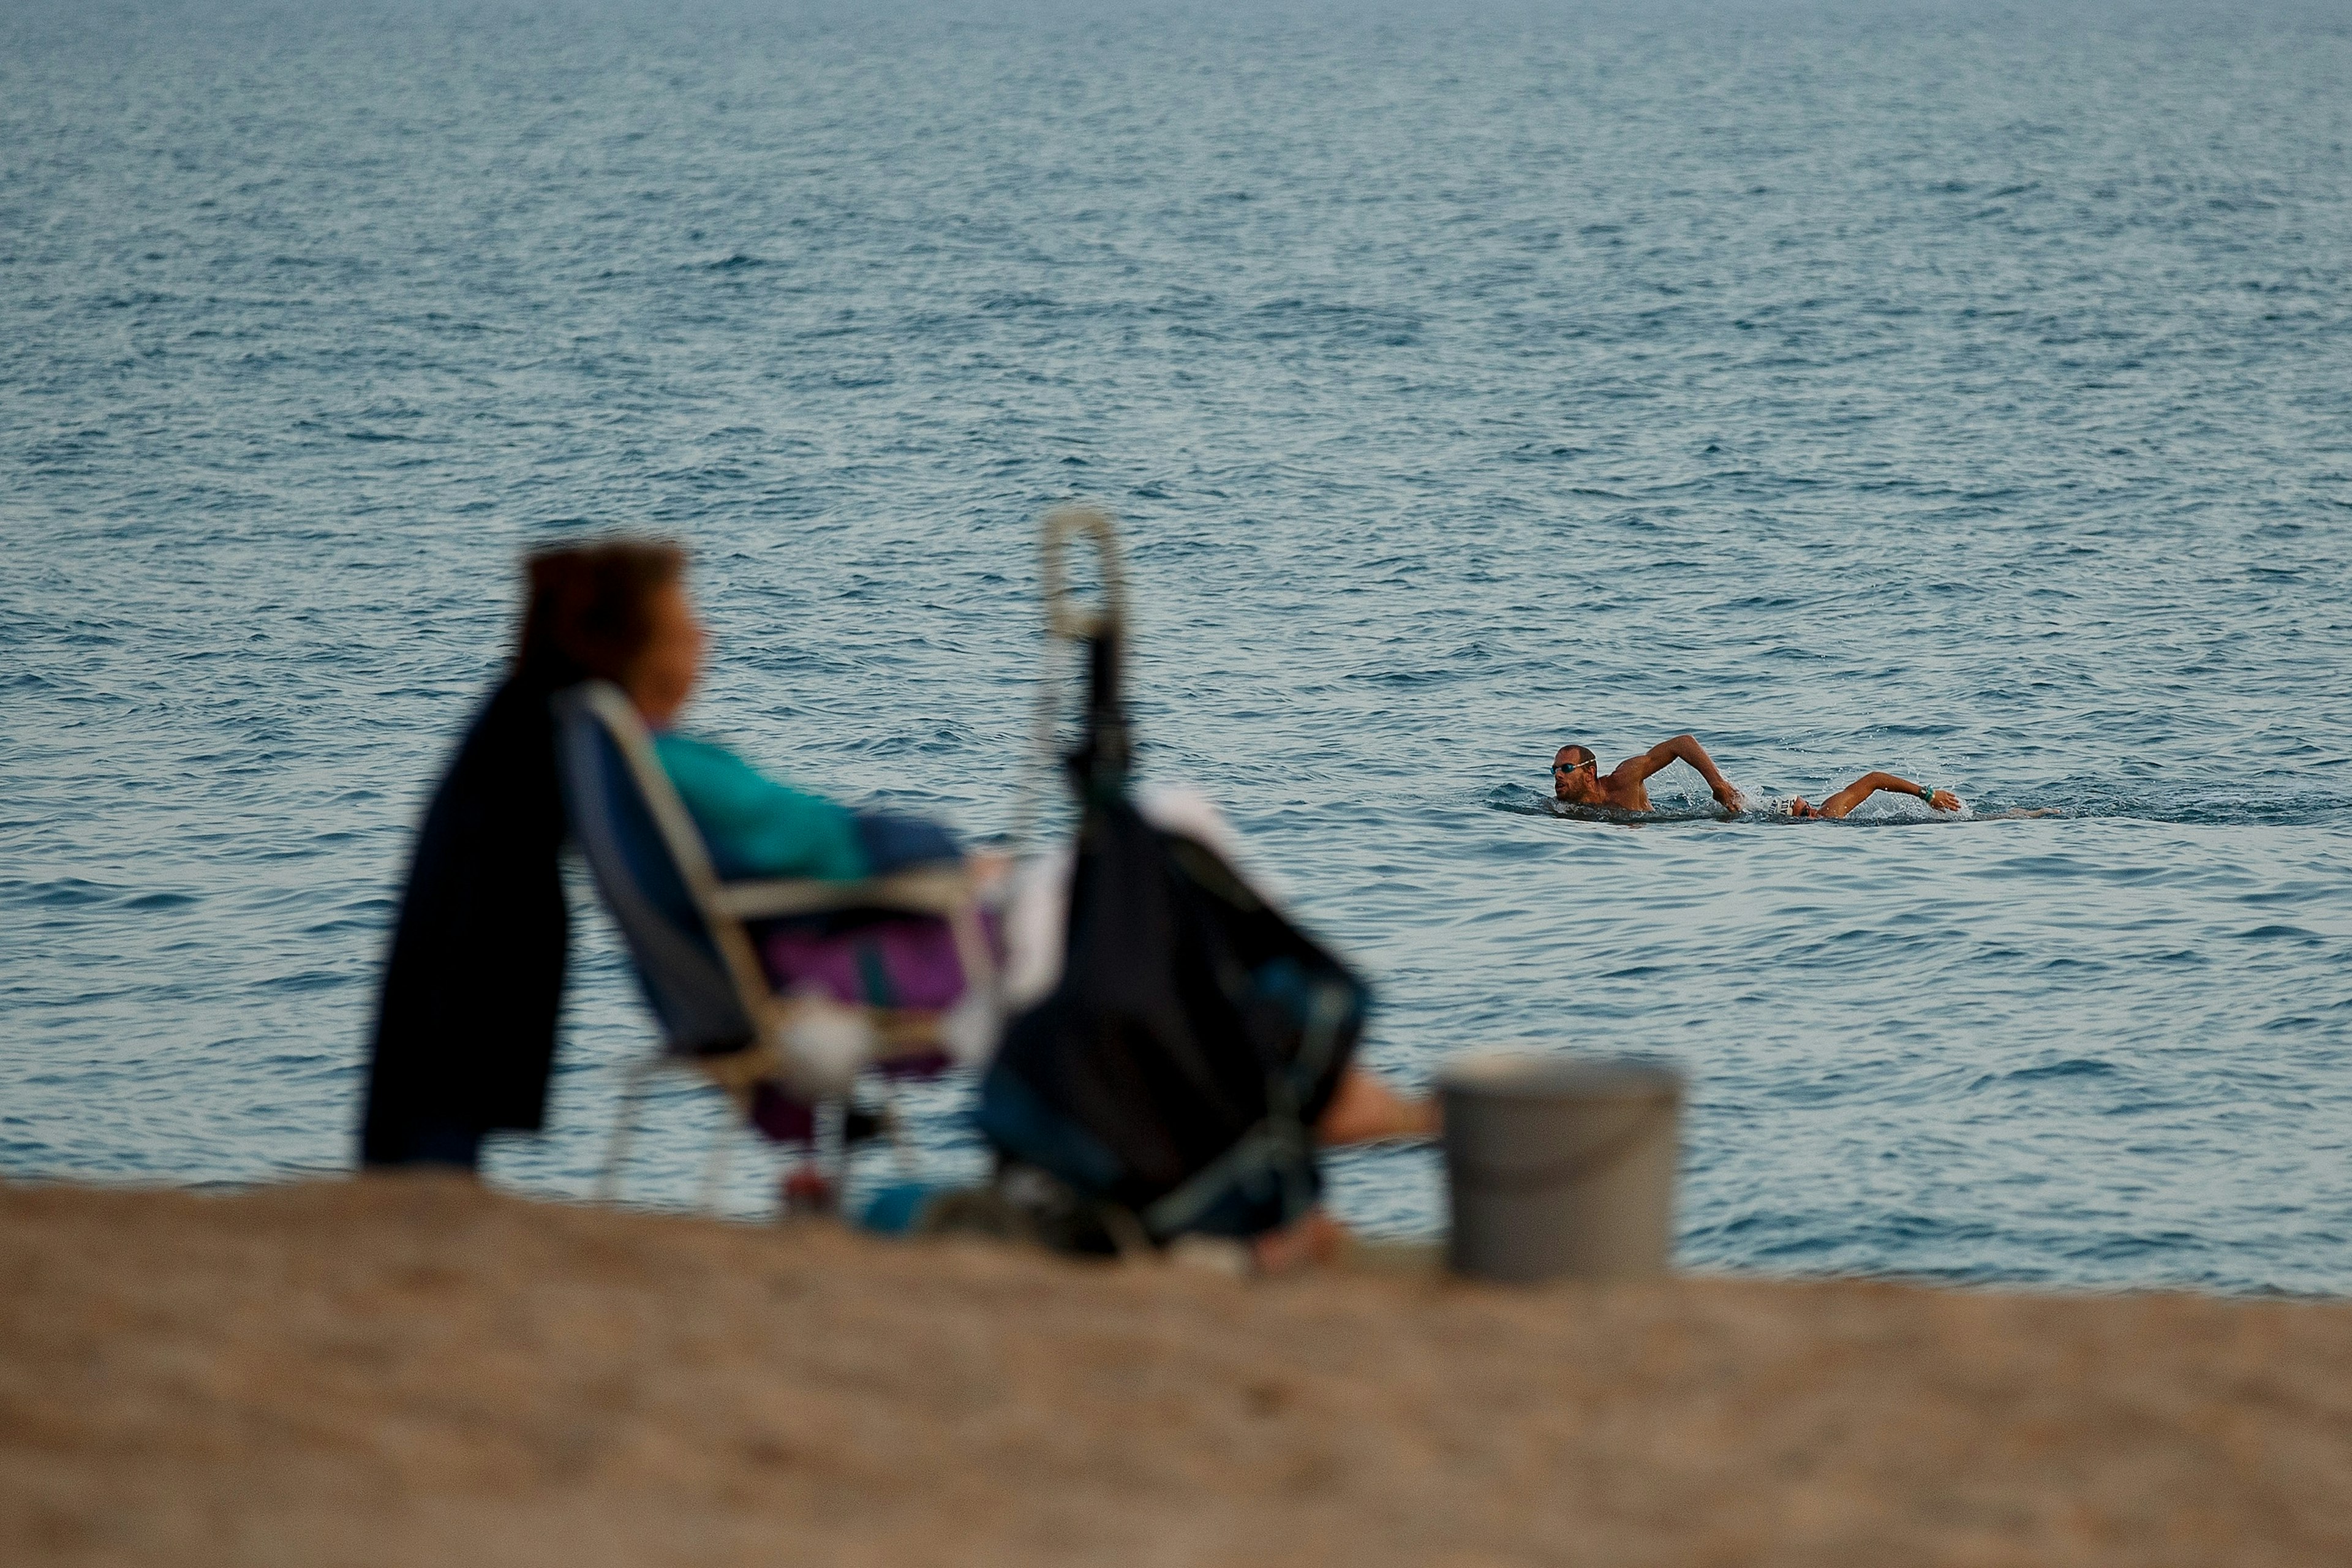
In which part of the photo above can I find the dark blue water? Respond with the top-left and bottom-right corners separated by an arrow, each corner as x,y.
6,0 -> 2350,1292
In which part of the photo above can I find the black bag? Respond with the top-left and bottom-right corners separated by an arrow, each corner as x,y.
974,632 -> 1370,1243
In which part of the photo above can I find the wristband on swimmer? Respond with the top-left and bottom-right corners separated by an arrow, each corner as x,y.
1916,784 -> 1936,804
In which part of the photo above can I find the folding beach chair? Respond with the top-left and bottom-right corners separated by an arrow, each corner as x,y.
553,680 -> 995,1209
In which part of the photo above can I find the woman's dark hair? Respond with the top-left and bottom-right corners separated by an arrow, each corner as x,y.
516,538 -> 685,687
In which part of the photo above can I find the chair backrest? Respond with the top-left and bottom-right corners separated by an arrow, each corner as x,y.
554,681 -> 772,1057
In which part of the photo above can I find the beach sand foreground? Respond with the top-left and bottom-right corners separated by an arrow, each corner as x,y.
3,1177 -> 2346,1566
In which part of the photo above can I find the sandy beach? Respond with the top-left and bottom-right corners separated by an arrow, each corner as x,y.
4,1177 -> 2346,1566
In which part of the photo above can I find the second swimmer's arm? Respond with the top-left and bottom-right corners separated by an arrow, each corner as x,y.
1817,772 -> 1961,819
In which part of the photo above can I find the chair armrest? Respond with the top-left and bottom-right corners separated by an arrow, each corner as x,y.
709,865 -> 973,921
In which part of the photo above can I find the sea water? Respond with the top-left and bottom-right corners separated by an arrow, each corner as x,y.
4,0 -> 2348,1292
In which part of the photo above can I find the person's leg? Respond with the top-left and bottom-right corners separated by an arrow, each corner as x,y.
1232,1071 -> 1439,1275
1315,1063 -> 1438,1145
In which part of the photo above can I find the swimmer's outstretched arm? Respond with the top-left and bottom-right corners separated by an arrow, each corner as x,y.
1617,734 -> 1743,813
1814,772 -> 1960,819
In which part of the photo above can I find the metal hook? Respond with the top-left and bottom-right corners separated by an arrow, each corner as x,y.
1039,504 -> 1127,641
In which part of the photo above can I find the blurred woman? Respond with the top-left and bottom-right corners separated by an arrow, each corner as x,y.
362,539 -> 961,1171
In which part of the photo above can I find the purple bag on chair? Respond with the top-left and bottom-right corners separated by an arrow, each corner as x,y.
757,810 -> 992,1012
742,812 -> 989,1144
747,908 -> 1001,1143
760,915 -> 976,1012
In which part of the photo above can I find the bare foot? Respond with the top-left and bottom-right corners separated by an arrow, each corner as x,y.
1250,1207 -> 1346,1274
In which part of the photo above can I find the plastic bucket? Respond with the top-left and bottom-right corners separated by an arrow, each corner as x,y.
1440,1054 -> 1682,1284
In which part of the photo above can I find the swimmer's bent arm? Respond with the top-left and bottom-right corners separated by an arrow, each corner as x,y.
1816,772 -> 1961,819
1619,734 -> 1744,813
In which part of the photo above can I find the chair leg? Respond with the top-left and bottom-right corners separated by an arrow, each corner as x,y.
821,1098 -> 850,1207
698,1108 -> 735,1212
598,1056 -> 657,1205
881,1078 -> 914,1182
779,1104 -> 843,1219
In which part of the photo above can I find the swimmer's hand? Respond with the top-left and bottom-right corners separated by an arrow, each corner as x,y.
1928,789 -> 1960,813
1713,782 -> 1744,814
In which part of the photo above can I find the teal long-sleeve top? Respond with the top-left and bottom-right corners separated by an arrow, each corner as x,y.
650,731 -> 869,883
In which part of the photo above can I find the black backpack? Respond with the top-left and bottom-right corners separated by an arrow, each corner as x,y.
974,631 -> 1370,1244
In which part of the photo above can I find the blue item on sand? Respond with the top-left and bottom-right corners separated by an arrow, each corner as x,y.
857,1182 -> 944,1235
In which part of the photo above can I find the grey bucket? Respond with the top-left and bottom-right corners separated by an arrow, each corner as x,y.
1440,1054 -> 1683,1284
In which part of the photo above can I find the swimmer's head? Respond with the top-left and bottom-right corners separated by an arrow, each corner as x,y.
1552,744 -> 1598,802
1785,796 -> 1821,820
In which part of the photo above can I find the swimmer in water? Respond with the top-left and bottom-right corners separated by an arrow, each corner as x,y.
1785,772 -> 1960,819
1552,736 -> 1745,815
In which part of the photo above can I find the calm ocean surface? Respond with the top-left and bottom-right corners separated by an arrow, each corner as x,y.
5,0 -> 2349,1291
